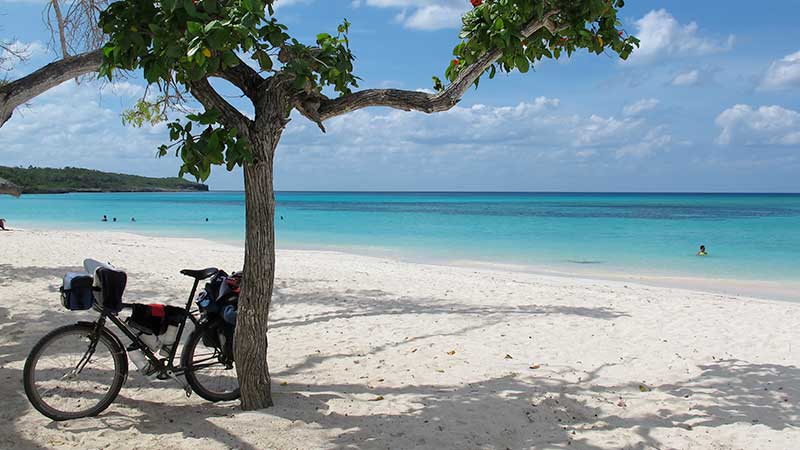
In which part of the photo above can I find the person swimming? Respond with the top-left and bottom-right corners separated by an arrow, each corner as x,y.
697,245 -> 708,256
102,215 -> 108,222
131,217 -> 136,223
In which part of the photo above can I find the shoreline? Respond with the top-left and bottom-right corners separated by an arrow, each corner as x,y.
5,225 -> 796,303
6,225 -> 799,302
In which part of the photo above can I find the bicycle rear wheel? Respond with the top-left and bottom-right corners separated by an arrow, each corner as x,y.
23,323 -> 127,421
182,324 -> 240,402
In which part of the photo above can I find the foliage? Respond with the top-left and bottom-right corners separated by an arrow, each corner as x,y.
97,0 -> 635,181
0,165 -> 207,194
442,0 -> 638,89
162,110 -> 252,180
98,0 -> 357,181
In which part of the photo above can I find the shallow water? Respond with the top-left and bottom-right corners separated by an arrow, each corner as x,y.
2,191 -> 798,284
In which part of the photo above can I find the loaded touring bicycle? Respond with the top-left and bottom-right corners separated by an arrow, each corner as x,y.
23,259 -> 241,421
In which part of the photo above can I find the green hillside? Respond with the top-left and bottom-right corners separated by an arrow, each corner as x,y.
0,166 -> 208,194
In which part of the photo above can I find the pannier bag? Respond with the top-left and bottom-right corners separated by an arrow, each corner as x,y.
83,259 -> 127,313
60,272 -> 94,311
126,303 -> 186,356
196,270 -> 240,327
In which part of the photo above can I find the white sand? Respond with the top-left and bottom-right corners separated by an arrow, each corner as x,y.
1,229 -> 798,449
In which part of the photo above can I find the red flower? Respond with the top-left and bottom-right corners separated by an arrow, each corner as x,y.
452,59 -> 459,65
470,0 -> 483,7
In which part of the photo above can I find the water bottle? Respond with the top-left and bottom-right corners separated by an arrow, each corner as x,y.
127,345 -> 157,379
159,325 -> 180,357
138,333 -> 161,353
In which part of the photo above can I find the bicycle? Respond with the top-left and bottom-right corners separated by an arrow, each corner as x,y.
23,262 -> 240,421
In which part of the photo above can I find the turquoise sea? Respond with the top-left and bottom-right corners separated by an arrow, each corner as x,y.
1,191 -> 799,287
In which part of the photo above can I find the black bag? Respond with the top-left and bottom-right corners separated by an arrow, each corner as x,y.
94,267 -> 127,313
60,273 -> 94,311
128,304 -> 185,335
203,269 -> 228,301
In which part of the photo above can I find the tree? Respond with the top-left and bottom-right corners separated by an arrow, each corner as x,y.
0,0 -> 637,410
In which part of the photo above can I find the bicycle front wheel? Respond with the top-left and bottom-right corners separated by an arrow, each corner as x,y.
182,324 -> 240,402
23,323 -> 127,421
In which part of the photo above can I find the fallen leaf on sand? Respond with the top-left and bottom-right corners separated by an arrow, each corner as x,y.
505,354 -> 513,359
436,369 -> 445,373
639,384 -> 651,392
529,364 -> 541,369
369,396 -> 385,401
411,348 -> 418,353
446,350 -> 456,356
280,381 -> 288,386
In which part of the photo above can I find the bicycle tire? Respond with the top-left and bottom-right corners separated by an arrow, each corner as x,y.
182,324 -> 240,402
23,323 -> 128,421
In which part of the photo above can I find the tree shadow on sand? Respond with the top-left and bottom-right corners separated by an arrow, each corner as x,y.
269,286 -> 629,330
262,357 -> 799,449
3,274 -> 798,449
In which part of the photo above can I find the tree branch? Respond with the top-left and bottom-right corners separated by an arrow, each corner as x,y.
188,77 -> 253,133
0,48 -> 103,127
298,10 -> 561,127
210,55 -> 264,100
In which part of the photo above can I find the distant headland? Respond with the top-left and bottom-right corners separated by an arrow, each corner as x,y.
0,166 -> 208,194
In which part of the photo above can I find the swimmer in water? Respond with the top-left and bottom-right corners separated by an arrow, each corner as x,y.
697,245 -> 707,256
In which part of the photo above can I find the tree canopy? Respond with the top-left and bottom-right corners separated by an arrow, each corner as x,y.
94,0 -> 637,181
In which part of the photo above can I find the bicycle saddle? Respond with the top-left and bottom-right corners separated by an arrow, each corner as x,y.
180,267 -> 219,280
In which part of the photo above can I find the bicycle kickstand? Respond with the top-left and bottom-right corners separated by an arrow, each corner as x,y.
163,370 -> 192,398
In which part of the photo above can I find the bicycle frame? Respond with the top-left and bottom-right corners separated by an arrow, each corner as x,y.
90,276 -> 204,377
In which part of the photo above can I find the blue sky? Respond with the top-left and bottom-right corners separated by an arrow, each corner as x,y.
1,0 -> 799,192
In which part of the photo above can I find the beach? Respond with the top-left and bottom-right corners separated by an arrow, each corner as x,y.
1,228 -> 798,449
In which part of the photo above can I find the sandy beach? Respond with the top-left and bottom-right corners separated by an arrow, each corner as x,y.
1,228 -> 798,449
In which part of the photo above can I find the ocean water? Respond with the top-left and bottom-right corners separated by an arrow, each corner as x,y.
1,192 -> 799,285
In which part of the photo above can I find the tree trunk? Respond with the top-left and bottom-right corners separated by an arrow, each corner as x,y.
234,121 -> 282,410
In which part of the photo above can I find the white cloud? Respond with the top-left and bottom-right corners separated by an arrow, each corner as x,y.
760,50 -> 800,90
0,80 -> 182,177
103,81 -> 146,98
629,9 -> 734,63
671,69 -> 700,86
623,98 -> 659,116
277,96 -> 670,170
715,104 -> 800,146
362,0 -> 467,30
616,127 -> 672,158
1,40 -> 47,71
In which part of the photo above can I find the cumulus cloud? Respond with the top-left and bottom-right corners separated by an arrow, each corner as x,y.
277,95 -> 671,172
1,40 -> 47,71
623,98 -> 659,116
628,9 -> 734,63
760,50 -> 800,90
671,69 -> 700,86
103,81 -> 147,98
361,0 -> 467,30
0,81 -> 182,176
616,127 -> 673,158
715,104 -> 800,146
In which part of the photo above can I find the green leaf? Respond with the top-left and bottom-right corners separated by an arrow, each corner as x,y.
221,51 -> 239,68
515,55 -> 529,73
183,0 -> 200,17
186,21 -> 203,35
